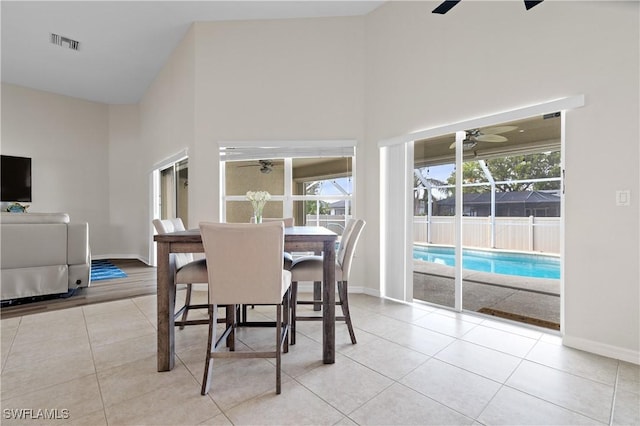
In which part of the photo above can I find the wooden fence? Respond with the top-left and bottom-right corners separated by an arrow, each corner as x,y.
414,216 -> 560,254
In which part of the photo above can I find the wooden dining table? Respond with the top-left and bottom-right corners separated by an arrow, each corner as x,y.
153,226 -> 338,372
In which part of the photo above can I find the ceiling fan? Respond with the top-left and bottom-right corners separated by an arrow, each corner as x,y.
433,0 -> 543,14
238,159 -> 276,174
449,125 -> 518,150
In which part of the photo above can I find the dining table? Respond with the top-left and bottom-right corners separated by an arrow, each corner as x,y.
153,225 -> 338,372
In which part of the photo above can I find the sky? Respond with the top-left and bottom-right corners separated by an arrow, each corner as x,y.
421,164 -> 454,185
317,177 -> 352,200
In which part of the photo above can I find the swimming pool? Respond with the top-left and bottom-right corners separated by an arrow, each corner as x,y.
413,245 -> 560,279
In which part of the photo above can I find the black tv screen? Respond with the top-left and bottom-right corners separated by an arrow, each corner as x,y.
1,155 -> 32,202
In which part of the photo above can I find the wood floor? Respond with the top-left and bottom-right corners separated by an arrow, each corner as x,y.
0,259 -> 158,319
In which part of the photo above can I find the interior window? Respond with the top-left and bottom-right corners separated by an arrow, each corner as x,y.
220,144 -> 355,234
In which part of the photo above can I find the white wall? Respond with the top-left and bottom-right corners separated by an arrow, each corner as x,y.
189,17 -> 367,280
134,26 -> 197,263
364,1 -> 639,361
0,84 -> 111,254
107,104 -> 145,259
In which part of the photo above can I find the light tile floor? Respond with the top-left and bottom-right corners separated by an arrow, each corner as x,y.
1,291 -> 638,425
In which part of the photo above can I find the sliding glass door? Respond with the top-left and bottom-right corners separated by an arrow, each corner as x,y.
411,114 -> 562,329
159,158 -> 189,224
380,96 -> 586,331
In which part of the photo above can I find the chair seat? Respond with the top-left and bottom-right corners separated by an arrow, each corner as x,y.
283,251 -> 293,270
176,258 -> 207,284
290,256 -> 343,282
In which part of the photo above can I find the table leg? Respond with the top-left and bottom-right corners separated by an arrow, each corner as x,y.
157,242 -> 175,371
322,240 -> 336,364
313,281 -> 322,311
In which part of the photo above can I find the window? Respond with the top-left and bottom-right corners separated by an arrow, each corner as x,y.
220,142 -> 355,235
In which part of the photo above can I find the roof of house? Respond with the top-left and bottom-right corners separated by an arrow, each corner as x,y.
436,191 -> 561,206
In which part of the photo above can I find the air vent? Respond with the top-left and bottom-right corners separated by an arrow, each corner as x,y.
50,33 -> 80,51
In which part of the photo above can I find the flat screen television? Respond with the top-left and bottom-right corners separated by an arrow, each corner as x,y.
1,155 -> 32,202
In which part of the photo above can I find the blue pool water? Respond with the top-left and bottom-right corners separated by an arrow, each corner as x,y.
413,246 -> 560,279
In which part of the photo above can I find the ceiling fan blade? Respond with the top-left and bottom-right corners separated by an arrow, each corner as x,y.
524,0 -> 544,10
475,134 -> 508,143
432,0 -> 461,14
481,125 -> 518,135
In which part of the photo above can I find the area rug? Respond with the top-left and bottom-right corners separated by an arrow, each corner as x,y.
91,259 -> 128,281
478,307 -> 560,330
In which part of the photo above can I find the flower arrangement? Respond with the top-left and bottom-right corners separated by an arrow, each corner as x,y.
246,191 -> 271,223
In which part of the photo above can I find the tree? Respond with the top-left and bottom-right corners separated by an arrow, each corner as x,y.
304,181 -> 331,214
447,152 -> 561,193
413,169 -> 451,215
306,200 -> 330,215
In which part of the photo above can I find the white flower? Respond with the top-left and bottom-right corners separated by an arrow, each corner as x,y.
246,191 -> 271,213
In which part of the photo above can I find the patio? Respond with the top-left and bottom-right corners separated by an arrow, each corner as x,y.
413,260 -> 560,330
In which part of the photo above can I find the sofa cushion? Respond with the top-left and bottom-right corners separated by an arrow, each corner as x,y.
1,224 -> 68,268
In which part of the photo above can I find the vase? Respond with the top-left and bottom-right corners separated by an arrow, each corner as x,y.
254,211 -> 263,224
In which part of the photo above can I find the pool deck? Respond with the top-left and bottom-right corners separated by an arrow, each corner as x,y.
413,260 -> 560,329
413,260 -> 560,296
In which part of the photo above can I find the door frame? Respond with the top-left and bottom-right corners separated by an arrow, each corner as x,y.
379,95 -> 585,331
148,149 -> 189,267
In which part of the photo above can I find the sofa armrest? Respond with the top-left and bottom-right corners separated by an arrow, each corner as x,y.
68,222 -> 90,265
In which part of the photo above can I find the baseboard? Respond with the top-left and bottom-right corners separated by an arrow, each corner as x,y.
295,282 -> 369,295
563,334 -> 640,365
363,287 -> 381,298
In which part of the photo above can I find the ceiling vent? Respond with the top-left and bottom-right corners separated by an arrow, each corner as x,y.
50,33 -> 80,51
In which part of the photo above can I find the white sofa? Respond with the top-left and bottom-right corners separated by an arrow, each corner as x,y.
1,212 -> 91,301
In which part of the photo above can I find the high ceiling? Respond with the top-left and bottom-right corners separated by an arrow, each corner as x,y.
1,1 -> 384,104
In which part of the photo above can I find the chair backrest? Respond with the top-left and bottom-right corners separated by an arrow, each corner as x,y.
337,219 -> 366,280
250,217 -> 294,227
337,218 -> 357,265
200,221 -> 289,305
153,218 -> 193,268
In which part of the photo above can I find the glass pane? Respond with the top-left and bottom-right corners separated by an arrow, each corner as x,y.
292,157 -> 352,231
160,166 -> 174,220
460,150 -> 562,330
176,159 -> 189,226
225,159 -> 285,196
413,135 -> 456,309
226,200 -> 283,224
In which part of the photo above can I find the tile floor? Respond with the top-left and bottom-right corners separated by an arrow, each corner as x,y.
1,291 -> 638,425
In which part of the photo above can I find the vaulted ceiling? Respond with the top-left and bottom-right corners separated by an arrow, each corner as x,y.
1,1 -> 384,104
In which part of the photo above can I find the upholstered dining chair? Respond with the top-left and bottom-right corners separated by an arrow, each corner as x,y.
152,218 -> 209,328
289,218 -> 366,345
245,217 -> 295,320
199,221 -> 291,396
249,217 -> 295,269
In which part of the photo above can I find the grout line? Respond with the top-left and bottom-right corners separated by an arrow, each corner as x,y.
608,361 -> 621,426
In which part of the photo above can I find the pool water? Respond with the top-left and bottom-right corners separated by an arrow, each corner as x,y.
413,246 -> 560,279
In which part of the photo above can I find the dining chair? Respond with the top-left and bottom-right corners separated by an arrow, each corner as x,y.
199,221 -> 291,396
289,218 -> 366,345
249,217 -> 295,269
244,217 -> 295,320
152,218 -> 209,328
